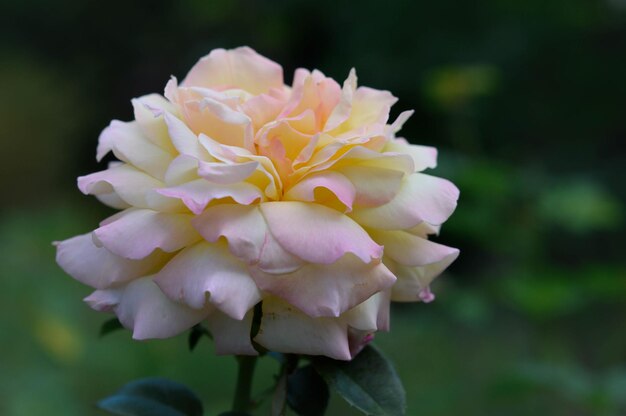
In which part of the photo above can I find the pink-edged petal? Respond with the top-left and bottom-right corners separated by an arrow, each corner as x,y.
157,179 -> 263,214
250,254 -> 396,318
343,291 -> 390,332
254,297 -> 351,360
206,308 -> 257,355
55,233 -> 169,289
182,47 -> 283,95
197,160 -> 259,184
154,241 -> 261,319
163,112 -> 208,159
78,164 -> 183,212
93,209 -> 200,259
284,171 -> 356,212
131,94 -> 177,154
369,229 -> 460,267
324,68 -> 357,131
384,139 -> 438,172
260,202 -> 382,264
350,173 -> 459,229
389,110 -> 414,133
84,276 -> 209,339
338,165 -> 404,208
242,88 -> 289,130
191,204 -> 303,273
96,120 -> 173,180
386,252 -> 459,302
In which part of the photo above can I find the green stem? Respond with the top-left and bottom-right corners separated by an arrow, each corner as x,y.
232,355 -> 258,413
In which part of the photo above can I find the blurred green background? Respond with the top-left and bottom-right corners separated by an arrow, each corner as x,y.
1,0 -> 625,415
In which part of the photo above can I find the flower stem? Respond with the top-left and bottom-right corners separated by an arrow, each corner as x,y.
232,355 -> 258,413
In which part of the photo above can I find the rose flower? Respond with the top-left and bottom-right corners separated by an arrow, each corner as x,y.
56,47 -> 459,360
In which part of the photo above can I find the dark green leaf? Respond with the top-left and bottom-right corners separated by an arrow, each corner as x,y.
287,364 -> 329,416
100,318 -> 123,337
97,378 -> 203,416
313,345 -> 406,416
217,412 -> 251,416
188,324 -> 211,351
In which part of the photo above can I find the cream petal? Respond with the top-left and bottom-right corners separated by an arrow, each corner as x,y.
338,165 -> 404,208
350,173 -> 459,229
206,308 -> 257,355
254,297 -> 352,360
197,160 -> 259,184
191,204 -> 303,273
260,202 -> 383,265
250,254 -> 396,318
384,139 -> 438,172
154,241 -> 261,319
84,276 -> 208,339
386,252 -> 459,302
163,112 -> 209,159
93,209 -> 199,259
182,47 -> 283,95
369,229 -> 460,267
284,171 -> 356,212
131,94 -> 177,154
157,179 -> 262,214
78,164 -> 183,212
55,233 -> 169,289
96,120 -> 173,180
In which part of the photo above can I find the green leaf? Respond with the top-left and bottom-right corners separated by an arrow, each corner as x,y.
217,412 -> 251,416
313,345 -> 406,416
188,324 -> 211,351
287,364 -> 329,416
97,378 -> 203,416
99,318 -> 123,337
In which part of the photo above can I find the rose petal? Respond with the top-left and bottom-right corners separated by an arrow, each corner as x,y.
191,204 -> 303,273
197,160 -> 259,184
369,229 -> 460,267
384,139 -> 438,172
55,233 -> 169,289
131,94 -> 177,154
206,308 -> 257,355
338,165 -> 404,207
284,171 -> 356,212
260,201 -> 383,264
94,209 -> 199,259
154,241 -> 261,319
254,297 -> 351,360
84,276 -> 208,339
350,173 -> 459,229
250,254 -> 396,318
96,120 -> 173,180
182,47 -> 283,95
157,179 -> 263,214
78,164 -> 183,212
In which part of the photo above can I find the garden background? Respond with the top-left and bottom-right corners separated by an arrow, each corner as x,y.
1,0 -> 625,414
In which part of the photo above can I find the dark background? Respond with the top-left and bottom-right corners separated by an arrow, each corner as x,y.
1,0 -> 625,415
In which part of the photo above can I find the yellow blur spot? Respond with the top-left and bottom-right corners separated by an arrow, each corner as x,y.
34,315 -> 83,364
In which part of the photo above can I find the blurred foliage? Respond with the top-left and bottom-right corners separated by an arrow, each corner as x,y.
0,0 -> 625,415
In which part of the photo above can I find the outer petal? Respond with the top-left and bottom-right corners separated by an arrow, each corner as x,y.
93,209 -> 200,259
250,254 -> 396,318
192,204 -> 303,273
131,94 -> 177,154
369,229 -> 459,267
384,139 -> 437,172
157,179 -> 263,214
350,173 -> 459,229
182,47 -> 283,95
96,120 -> 173,180
254,297 -> 352,360
84,276 -> 208,339
78,164 -> 183,212
154,241 -> 261,319
206,308 -> 257,355
55,234 -> 169,289
386,252 -> 459,302
260,202 -> 383,265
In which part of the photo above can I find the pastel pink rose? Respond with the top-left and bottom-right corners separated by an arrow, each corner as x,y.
56,47 -> 459,360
